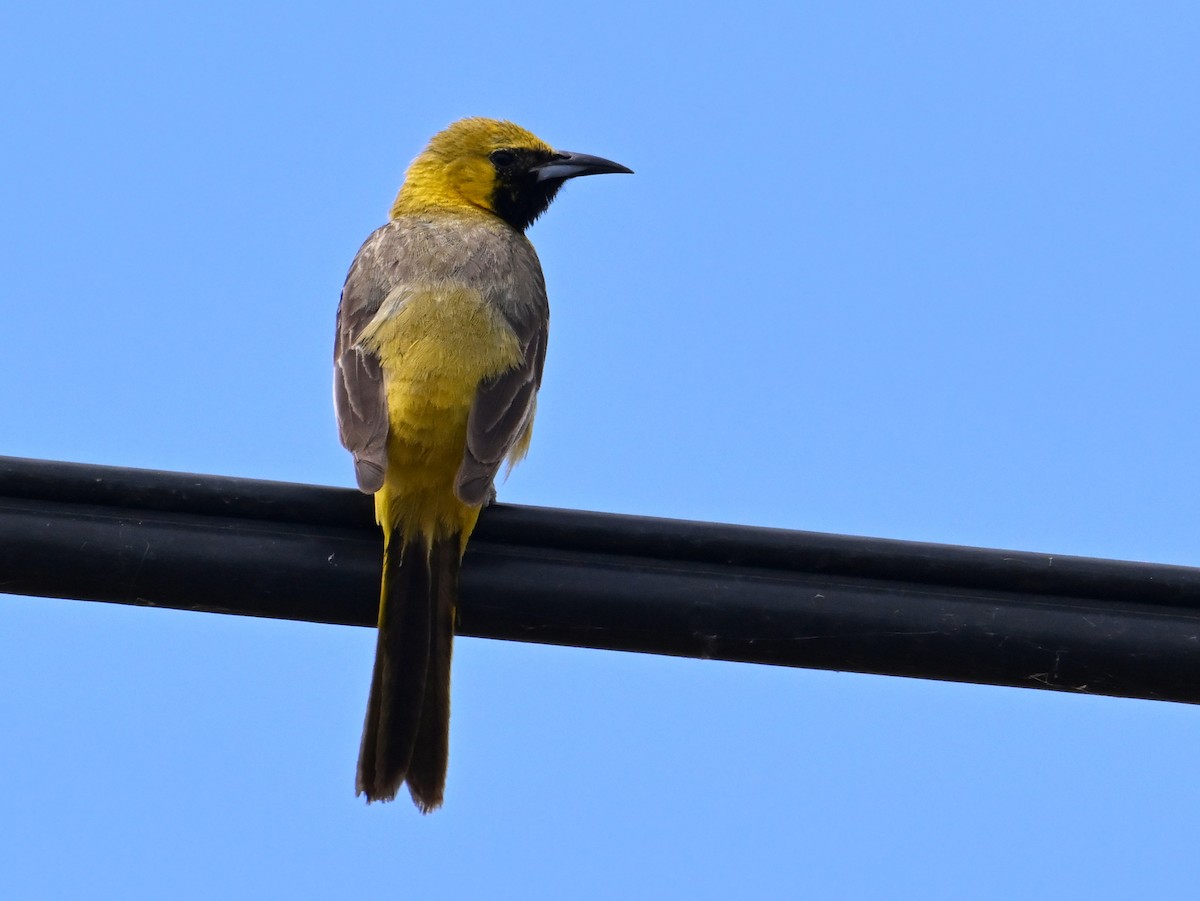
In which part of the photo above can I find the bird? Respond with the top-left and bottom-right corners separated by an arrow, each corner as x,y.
333,118 -> 631,812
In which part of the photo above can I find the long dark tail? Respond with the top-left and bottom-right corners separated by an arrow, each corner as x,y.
356,532 -> 459,812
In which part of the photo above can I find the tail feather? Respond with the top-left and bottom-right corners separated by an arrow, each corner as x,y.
404,535 -> 459,812
355,532 -> 459,812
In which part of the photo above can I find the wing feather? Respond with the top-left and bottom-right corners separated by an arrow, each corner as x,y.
334,225 -> 407,493
455,250 -> 549,506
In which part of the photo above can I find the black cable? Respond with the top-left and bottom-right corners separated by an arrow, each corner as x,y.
2,455 -> 1199,704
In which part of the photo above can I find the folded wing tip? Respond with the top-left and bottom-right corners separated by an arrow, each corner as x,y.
355,459 -> 385,494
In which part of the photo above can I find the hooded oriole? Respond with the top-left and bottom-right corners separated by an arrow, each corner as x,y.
334,118 -> 630,811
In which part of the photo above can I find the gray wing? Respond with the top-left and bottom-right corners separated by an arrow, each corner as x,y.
455,246 -> 550,506
334,225 -> 406,494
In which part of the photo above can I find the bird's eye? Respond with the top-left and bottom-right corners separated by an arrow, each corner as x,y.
490,149 -> 516,167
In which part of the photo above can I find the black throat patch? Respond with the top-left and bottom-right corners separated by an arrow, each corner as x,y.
489,148 -> 565,233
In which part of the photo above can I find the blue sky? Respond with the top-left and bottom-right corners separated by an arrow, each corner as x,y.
3,2 -> 1199,897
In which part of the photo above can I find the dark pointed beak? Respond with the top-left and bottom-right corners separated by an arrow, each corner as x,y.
533,150 -> 633,182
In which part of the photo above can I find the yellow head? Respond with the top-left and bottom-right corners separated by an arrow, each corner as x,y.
391,117 -> 631,232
